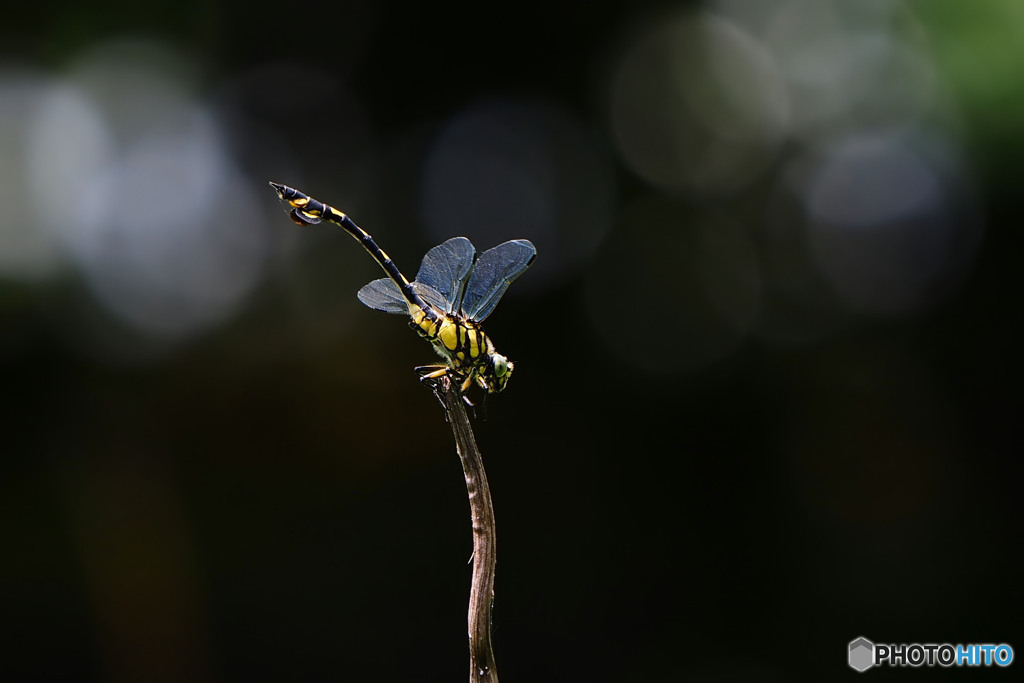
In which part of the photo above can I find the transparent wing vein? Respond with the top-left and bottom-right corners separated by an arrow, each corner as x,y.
357,278 -> 448,314
357,278 -> 407,314
414,237 -> 476,315
460,239 -> 537,322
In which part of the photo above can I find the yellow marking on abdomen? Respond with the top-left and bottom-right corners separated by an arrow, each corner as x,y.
410,307 -> 440,338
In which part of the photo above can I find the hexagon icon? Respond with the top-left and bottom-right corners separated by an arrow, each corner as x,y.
849,637 -> 874,672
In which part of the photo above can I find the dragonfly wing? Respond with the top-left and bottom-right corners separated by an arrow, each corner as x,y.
357,278 -> 409,314
357,278 -> 448,314
411,281 -> 448,311
414,237 -> 476,315
460,239 -> 536,322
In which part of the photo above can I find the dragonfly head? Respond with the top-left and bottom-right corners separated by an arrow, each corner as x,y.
479,352 -> 514,393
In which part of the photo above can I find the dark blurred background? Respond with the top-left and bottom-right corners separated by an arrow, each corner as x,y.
2,0 -> 1021,681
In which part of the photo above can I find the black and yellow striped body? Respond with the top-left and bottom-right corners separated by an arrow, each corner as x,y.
271,182 -> 513,393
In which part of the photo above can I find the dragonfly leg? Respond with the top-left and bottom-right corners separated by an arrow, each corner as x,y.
414,364 -> 448,379
457,374 -> 480,412
415,365 -> 457,412
414,365 -> 478,414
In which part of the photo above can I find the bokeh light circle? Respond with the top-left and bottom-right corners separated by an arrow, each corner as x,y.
608,9 -> 789,195
20,39 -> 272,346
798,132 -> 980,316
420,97 -> 615,288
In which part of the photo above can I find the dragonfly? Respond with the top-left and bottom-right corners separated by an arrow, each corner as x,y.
270,182 -> 536,395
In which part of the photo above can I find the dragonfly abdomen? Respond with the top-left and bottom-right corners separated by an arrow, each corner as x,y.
410,306 -> 443,341
270,181 -> 438,324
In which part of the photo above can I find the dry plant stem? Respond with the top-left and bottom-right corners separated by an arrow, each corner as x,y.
442,377 -> 499,683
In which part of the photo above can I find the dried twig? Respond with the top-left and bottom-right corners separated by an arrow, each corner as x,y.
440,377 -> 499,682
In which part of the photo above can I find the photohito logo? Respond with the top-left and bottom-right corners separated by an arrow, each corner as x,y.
848,637 -> 1014,672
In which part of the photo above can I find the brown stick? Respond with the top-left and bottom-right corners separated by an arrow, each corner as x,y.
442,378 -> 499,682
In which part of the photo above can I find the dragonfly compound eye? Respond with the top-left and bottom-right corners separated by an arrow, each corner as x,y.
492,354 -> 509,378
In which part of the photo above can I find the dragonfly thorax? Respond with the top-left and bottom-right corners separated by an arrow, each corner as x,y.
416,313 -> 514,393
